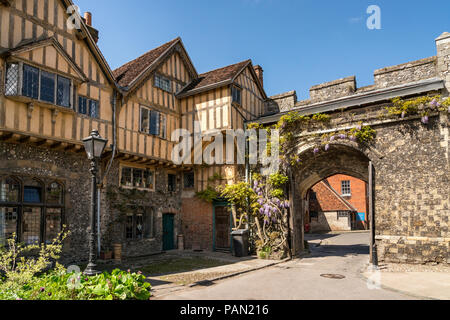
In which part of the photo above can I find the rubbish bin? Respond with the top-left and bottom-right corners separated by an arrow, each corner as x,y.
231,229 -> 249,257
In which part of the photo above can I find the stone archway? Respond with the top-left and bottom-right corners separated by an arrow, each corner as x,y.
289,143 -> 373,256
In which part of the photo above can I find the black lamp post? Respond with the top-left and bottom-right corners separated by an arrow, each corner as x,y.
82,129 -> 108,276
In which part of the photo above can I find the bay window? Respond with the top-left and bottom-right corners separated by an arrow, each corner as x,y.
4,62 -> 72,109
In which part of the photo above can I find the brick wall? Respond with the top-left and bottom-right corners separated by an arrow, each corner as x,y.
327,174 -> 368,218
180,197 -> 213,251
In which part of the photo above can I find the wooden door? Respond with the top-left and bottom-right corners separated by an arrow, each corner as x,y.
163,214 -> 174,251
215,206 -> 230,250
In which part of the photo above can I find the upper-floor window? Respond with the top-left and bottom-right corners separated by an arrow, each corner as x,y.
78,96 -> 99,119
341,180 -> 351,197
140,106 -> 167,139
120,166 -> 155,190
154,74 -> 172,93
231,86 -> 242,105
5,63 -> 72,108
183,172 -> 195,189
168,174 -> 176,192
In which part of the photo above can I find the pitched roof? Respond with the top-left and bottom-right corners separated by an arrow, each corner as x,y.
113,38 -> 180,88
177,60 -> 251,97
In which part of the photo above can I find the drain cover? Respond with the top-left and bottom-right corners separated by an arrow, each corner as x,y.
320,274 -> 346,279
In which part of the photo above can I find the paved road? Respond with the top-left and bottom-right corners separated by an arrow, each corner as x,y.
159,232 -> 417,300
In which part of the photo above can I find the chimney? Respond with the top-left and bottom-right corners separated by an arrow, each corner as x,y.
254,65 -> 264,88
84,12 -> 92,26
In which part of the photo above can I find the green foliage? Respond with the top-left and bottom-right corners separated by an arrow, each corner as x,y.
311,113 -> 331,123
350,125 -> 377,144
247,122 -> 264,130
0,231 -> 151,300
195,186 -> 219,203
0,268 -> 151,301
268,173 -> 289,188
386,95 -> 447,118
0,230 -> 69,289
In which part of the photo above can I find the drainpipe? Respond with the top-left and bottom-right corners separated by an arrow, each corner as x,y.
97,90 -> 118,256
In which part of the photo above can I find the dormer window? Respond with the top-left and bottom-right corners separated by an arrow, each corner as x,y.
5,62 -> 73,109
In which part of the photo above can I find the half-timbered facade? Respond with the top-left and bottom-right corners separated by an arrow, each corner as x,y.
0,0 -> 269,260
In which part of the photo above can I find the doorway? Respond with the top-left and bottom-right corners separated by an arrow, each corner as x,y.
163,213 -> 175,251
213,203 -> 231,252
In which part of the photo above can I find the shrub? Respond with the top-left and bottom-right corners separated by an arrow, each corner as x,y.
0,268 -> 151,301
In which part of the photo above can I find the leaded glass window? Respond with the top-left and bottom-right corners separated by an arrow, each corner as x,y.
89,100 -> 99,119
47,182 -> 63,205
0,207 -> 18,246
0,177 -> 20,202
22,207 -> 41,245
5,63 -> 19,96
40,71 -> 55,103
23,64 -> 39,99
79,96 -> 88,115
57,75 -> 71,107
154,75 -> 171,92
126,207 -> 154,240
45,208 -> 62,244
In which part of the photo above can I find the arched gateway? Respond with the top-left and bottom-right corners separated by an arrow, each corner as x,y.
256,32 -> 450,264
288,143 -> 373,260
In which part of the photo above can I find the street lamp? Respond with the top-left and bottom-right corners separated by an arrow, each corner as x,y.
82,130 -> 108,276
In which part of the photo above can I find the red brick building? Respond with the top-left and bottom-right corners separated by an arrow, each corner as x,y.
306,175 -> 369,232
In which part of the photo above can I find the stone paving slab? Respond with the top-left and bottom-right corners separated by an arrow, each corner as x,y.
361,270 -> 450,300
149,254 -> 289,299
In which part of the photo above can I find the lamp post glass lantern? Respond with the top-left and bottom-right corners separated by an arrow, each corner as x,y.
83,130 -> 108,276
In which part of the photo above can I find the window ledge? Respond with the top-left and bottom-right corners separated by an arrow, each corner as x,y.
5,95 -> 74,114
120,185 -> 155,192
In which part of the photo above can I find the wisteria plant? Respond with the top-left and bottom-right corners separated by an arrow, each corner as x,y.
220,173 -> 291,259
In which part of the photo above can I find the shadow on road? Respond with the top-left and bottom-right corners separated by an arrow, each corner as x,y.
306,244 -> 369,258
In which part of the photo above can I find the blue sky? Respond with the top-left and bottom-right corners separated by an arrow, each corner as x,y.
74,0 -> 450,100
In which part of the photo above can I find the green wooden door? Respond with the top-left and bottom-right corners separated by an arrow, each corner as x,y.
163,214 -> 174,251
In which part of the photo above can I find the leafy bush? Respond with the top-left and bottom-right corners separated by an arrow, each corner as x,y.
0,231 -> 151,300
0,268 -> 151,300
0,230 -> 69,290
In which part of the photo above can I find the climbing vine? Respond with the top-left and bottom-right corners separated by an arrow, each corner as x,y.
384,95 -> 450,124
